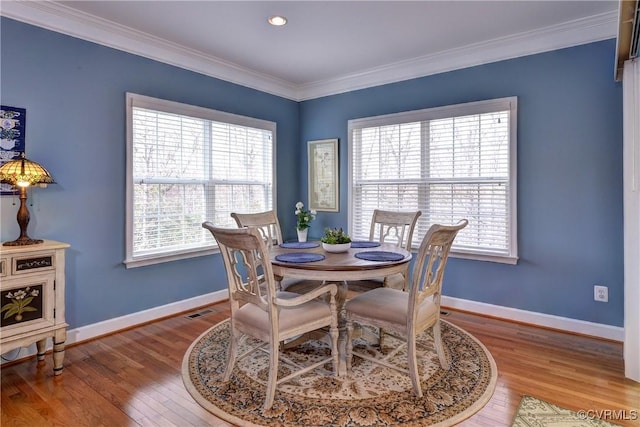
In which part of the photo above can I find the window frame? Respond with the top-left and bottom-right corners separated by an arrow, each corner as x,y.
348,97 -> 518,264
124,93 -> 277,268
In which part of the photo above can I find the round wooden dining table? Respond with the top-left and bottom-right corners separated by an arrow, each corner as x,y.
269,241 -> 412,284
270,241 -> 412,373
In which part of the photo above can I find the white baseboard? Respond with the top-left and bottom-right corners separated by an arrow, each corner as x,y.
1,290 -> 228,364
2,291 -> 623,365
442,296 -> 624,341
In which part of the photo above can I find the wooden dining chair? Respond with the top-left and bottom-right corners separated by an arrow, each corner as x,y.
345,219 -> 468,398
202,223 -> 340,411
231,210 -> 323,293
231,210 -> 283,248
349,209 -> 422,294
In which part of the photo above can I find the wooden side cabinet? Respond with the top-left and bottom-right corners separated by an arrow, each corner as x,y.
0,240 -> 70,375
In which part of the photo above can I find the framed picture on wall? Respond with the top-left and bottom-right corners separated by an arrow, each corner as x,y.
308,138 -> 339,212
0,105 -> 26,196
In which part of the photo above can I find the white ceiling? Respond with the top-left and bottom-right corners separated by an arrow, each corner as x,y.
1,1 -> 620,100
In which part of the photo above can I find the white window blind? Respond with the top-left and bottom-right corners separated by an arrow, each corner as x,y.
125,93 -> 275,267
349,97 -> 517,263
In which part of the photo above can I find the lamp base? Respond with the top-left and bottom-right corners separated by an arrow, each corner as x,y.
4,186 -> 45,247
3,237 -> 44,246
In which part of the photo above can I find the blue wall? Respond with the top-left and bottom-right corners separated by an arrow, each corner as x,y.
300,40 -> 624,326
1,17 -> 624,329
0,18 -> 300,328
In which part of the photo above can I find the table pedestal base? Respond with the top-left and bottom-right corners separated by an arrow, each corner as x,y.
282,280 -> 381,376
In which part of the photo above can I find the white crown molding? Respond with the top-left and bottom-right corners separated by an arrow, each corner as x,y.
296,10 -> 618,100
0,2 -> 618,101
0,1 -> 299,100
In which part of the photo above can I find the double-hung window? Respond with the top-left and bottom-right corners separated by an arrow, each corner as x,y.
349,97 -> 517,264
125,93 -> 275,268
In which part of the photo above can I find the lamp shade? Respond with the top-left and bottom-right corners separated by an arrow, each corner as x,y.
0,153 -> 54,187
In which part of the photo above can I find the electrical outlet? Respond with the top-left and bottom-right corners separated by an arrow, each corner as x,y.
594,285 -> 608,302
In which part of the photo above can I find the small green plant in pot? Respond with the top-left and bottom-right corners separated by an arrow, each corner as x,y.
321,228 -> 352,253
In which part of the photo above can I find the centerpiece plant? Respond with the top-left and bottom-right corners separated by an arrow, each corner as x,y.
320,228 -> 352,253
320,227 -> 352,244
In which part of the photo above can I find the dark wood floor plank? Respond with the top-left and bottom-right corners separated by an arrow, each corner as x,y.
65,355 -> 147,422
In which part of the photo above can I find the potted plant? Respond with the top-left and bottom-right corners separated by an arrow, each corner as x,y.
295,201 -> 316,242
320,227 -> 352,253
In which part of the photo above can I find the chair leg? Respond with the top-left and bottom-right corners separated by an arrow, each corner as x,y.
263,338 -> 279,411
433,320 -> 450,370
223,324 -> 239,382
328,301 -> 340,377
407,333 -> 423,397
329,322 -> 339,376
345,318 -> 354,375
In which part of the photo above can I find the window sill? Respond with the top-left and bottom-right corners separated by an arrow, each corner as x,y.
124,246 -> 219,269
449,250 -> 518,265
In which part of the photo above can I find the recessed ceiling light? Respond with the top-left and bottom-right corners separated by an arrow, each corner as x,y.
268,15 -> 287,26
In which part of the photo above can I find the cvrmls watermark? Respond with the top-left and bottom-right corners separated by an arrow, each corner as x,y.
576,409 -> 638,421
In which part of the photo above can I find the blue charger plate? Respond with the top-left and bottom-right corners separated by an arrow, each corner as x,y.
355,251 -> 405,262
275,252 -> 325,263
350,241 -> 381,248
280,242 -> 320,249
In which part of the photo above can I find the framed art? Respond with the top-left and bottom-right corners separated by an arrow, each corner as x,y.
0,105 -> 26,196
308,138 -> 339,212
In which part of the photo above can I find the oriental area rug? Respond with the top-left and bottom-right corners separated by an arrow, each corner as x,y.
512,396 -> 623,427
182,320 -> 497,427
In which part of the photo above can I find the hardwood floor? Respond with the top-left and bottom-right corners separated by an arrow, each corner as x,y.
2,303 -> 639,426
